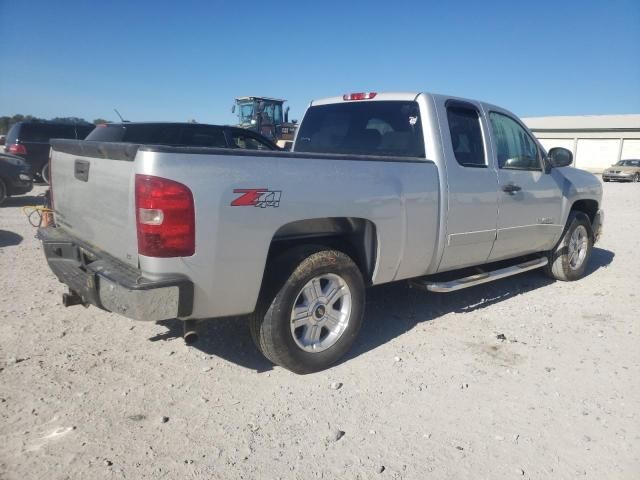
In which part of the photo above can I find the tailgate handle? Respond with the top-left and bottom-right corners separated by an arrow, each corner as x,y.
74,160 -> 90,182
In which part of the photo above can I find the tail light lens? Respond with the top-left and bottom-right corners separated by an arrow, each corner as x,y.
135,174 -> 195,257
8,143 -> 27,155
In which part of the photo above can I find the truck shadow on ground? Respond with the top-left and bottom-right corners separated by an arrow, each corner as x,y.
153,247 -> 614,373
0,230 -> 23,247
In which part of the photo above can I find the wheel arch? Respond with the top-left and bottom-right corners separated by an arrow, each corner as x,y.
570,199 -> 599,225
265,217 -> 378,285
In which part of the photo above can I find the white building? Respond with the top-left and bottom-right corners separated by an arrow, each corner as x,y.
522,114 -> 640,172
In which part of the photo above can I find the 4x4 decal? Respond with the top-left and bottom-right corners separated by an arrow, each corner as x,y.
231,189 -> 282,208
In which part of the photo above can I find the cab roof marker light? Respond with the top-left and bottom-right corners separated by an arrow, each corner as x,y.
343,92 -> 378,101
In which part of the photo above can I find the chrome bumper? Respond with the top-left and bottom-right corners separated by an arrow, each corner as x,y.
39,227 -> 193,322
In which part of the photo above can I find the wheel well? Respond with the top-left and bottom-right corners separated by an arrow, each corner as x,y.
570,199 -> 599,224
267,218 -> 377,284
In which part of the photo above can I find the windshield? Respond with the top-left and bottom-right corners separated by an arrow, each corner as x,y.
295,101 -> 425,157
616,159 -> 640,166
237,102 -> 255,124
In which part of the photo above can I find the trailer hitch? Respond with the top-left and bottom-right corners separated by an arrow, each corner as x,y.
62,291 -> 87,308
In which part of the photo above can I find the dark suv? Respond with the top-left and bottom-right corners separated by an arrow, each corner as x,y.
4,121 -> 94,183
85,122 -> 279,150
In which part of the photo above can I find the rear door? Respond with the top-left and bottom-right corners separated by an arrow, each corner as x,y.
485,110 -> 563,261
436,99 -> 499,271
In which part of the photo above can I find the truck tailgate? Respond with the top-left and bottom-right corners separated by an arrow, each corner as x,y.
50,140 -> 139,267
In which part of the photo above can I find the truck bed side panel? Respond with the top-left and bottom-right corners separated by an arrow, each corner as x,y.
135,150 -> 439,319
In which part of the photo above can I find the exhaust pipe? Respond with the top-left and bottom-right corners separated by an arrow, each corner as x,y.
183,319 -> 199,345
62,291 -> 84,307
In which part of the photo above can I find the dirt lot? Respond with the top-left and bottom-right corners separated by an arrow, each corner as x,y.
0,183 -> 638,480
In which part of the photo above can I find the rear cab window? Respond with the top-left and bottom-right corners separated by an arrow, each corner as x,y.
295,101 -> 425,157
446,102 -> 486,167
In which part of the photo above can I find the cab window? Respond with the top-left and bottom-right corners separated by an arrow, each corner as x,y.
446,104 -> 486,167
489,112 -> 541,170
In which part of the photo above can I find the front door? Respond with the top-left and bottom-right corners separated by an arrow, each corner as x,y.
486,110 -> 564,262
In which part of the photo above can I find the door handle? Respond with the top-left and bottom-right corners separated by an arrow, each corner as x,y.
501,183 -> 521,194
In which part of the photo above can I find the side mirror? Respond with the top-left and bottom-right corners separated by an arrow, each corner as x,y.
231,105 -> 235,113
547,147 -> 573,168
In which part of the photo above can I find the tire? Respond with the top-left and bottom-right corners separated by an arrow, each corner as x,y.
544,211 -> 594,281
633,173 -> 640,183
602,178 -> 610,182
249,247 -> 365,374
41,163 -> 50,185
0,178 -> 7,205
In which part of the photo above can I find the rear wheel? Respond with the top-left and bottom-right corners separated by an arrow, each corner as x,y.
545,211 -> 593,281
249,247 -> 365,374
633,173 -> 640,183
602,178 -> 610,182
0,178 -> 7,205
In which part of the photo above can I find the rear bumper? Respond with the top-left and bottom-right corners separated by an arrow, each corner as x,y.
39,227 -> 193,321
592,209 -> 604,243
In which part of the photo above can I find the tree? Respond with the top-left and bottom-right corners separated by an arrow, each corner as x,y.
93,118 -> 109,125
0,114 -> 93,134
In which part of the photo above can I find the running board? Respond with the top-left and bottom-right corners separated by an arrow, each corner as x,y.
410,257 -> 548,293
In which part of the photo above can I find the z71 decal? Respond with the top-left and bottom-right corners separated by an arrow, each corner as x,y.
231,189 -> 282,208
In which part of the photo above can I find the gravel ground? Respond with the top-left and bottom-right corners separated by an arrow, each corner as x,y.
0,183 -> 638,480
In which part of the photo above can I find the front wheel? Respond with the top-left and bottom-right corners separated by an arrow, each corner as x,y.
633,173 -> 640,183
250,247 -> 365,374
545,211 -> 594,281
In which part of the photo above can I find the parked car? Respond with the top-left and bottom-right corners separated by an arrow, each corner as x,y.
85,122 -> 279,150
602,159 -> 640,182
0,153 -> 33,205
4,121 -> 94,183
39,91 -> 603,374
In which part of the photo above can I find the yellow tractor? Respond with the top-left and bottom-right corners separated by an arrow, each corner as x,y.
232,96 -> 297,150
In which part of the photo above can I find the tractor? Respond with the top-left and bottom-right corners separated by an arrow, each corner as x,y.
232,96 -> 297,149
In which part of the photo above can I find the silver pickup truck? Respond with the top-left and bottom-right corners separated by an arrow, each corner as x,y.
40,92 -> 603,373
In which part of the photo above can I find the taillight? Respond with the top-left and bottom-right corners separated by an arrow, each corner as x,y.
343,92 -> 377,101
135,174 -> 195,257
8,143 -> 27,155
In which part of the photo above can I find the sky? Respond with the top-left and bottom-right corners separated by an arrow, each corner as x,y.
0,0 -> 638,124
